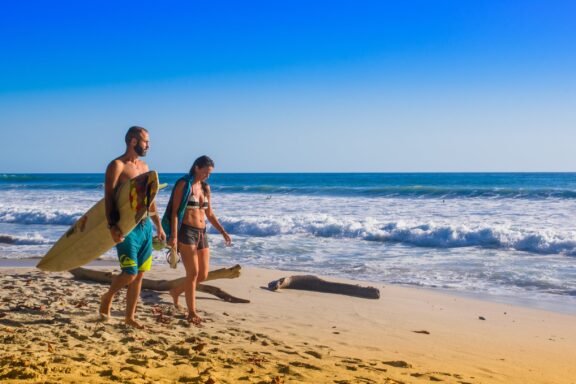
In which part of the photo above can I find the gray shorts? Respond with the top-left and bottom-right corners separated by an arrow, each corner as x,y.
178,224 -> 209,250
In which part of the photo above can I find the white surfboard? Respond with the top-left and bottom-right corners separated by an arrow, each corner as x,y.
37,171 -> 160,272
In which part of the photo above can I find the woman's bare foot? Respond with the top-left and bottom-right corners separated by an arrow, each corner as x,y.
99,293 -> 112,320
125,318 -> 145,329
187,312 -> 203,327
169,288 -> 184,311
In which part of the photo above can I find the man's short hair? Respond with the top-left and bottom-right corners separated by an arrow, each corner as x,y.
125,126 -> 148,145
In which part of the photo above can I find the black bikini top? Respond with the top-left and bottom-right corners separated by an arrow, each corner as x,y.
187,194 -> 209,210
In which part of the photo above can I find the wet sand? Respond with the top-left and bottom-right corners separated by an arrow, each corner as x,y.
1,264 -> 575,383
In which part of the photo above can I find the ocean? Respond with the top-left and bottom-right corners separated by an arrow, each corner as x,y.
1,173 -> 576,313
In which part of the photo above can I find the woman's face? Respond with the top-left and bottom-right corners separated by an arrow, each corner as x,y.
195,166 -> 214,182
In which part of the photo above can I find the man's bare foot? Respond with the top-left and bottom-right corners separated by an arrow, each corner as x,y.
169,288 -> 183,311
187,312 -> 202,327
125,318 -> 145,329
99,293 -> 112,319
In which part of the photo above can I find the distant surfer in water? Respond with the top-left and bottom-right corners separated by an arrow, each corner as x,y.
162,155 -> 232,325
99,126 -> 166,328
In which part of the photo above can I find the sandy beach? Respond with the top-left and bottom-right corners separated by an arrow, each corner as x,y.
1,263 -> 575,384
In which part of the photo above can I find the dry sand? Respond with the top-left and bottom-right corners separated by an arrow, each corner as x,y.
1,264 -> 575,384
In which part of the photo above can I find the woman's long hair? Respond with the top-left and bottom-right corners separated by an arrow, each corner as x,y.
189,155 -> 215,195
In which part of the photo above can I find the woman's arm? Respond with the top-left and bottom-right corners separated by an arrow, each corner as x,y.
204,185 -> 232,245
168,180 -> 185,249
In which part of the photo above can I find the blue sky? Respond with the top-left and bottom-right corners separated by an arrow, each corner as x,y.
1,0 -> 575,172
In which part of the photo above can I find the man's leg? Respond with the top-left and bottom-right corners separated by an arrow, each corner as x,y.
125,271 -> 145,328
101,229 -> 140,320
100,273 -> 138,319
125,219 -> 153,328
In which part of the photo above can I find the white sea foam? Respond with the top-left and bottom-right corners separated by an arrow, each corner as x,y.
0,206 -> 81,225
0,233 -> 50,245
216,215 -> 576,256
2,181 -> 576,311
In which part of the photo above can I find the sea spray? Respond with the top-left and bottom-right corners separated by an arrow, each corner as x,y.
2,172 -> 576,311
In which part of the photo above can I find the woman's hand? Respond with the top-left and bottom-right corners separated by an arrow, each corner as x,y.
222,231 -> 232,246
167,236 -> 177,250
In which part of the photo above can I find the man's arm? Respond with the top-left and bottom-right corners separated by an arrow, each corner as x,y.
139,161 -> 165,240
104,160 -> 125,243
149,200 -> 166,241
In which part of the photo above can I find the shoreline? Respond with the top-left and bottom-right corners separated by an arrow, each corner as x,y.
1,263 -> 575,383
2,256 -> 575,316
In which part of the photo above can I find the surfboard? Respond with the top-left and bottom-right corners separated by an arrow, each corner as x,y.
37,171 -> 160,272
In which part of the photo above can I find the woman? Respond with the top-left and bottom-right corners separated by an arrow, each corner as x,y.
162,155 -> 231,325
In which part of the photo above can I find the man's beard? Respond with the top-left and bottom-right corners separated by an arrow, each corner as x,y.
135,144 -> 147,157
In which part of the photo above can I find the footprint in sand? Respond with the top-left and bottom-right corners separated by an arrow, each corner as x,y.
150,348 -> 169,359
70,354 -> 88,363
304,350 -> 322,359
278,349 -> 299,355
50,356 -> 69,364
66,329 -> 89,342
382,360 -> 412,368
352,378 -> 377,384
416,371 -> 460,382
289,361 -> 321,371
128,345 -> 145,354
276,364 -> 305,379
168,345 -> 193,357
99,369 -> 123,381
150,336 -> 171,346
125,357 -> 150,368
340,357 -> 362,364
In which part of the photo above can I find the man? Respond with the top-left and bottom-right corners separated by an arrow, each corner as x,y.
99,126 -> 166,328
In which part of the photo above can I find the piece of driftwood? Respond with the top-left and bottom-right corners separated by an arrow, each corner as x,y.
69,264 -> 249,303
69,264 -> 241,289
268,275 -> 380,299
196,284 -> 250,303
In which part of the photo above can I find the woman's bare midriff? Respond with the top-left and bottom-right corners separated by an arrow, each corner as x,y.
182,209 -> 206,229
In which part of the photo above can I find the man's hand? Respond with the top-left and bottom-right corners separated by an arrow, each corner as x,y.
156,226 -> 166,242
109,225 -> 125,243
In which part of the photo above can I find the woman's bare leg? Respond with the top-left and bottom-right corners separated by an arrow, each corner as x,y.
177,243 -> 202,324
196,248 -> 210,284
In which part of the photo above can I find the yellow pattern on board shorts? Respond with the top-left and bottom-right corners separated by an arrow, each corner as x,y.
115,218 -> 153,275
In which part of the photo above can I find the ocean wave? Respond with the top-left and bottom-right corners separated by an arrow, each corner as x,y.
3,173 -> 576,199
3,183 -> 575,199
0,183 -> 104,191
0,207 -> 81,225
208,185 -> 576,199
0,174 -> 104,190
218,216 -> 576,256
0,233 -> 50,245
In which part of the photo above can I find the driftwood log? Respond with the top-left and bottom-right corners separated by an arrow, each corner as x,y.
268,275 -> 380,299
69,264 -> 249,303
